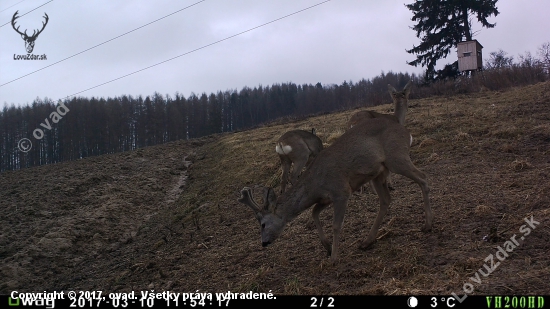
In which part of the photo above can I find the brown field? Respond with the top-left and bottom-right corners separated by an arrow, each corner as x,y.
1,81 -> 549,296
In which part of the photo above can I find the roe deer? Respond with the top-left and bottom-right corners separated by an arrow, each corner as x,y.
347,81 -> 412,128
275,129 -> 323,193
239,117 -> 432,263
346,81 -> 413,192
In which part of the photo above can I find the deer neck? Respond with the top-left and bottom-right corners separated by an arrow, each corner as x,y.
394,101 -> 407,125
276,185 -> 315,223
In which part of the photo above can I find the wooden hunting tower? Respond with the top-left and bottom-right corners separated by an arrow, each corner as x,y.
457,40 -> 483,72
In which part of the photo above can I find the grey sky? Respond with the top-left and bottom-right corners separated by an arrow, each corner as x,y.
1,0 -> 549,107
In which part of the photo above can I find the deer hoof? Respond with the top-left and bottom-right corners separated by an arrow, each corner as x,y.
421,224 -> 432,232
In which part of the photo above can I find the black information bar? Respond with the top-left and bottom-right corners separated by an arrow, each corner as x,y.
1,295 -> 546,309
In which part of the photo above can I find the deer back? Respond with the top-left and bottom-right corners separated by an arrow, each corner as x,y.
298,118 -> 410,193
276,130 -> 323,158
347,110 -> 399,129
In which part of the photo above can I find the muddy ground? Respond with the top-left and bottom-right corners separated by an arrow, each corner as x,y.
1,82 -> 549,296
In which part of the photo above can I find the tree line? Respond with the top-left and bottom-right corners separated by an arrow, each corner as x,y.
1,72 -> 416,172
1,45 -> 549,173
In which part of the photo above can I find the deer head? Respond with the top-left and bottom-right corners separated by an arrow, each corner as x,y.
388,81 -> 412,125
12,10 -> 49,54
238,187 -> 285,247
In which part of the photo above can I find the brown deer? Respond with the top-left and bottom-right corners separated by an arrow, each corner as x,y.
239,117 -> 432,263
11,10 -> 49,54
347,81 -> 413,192
347,81 -> 412,128
275,128 -> 323,193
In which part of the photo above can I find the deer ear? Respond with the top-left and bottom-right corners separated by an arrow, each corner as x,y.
403,81 -> 412,97
262,187 -> 277,211
388,84 -> 397,95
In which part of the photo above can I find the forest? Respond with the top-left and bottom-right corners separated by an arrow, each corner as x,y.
1,46 -> 548,172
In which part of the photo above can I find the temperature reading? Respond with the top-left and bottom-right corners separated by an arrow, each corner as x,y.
431,297 -> 456,308
444,297 -> 456,307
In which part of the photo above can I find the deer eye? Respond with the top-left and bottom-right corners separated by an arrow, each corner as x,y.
261,223 -> 265,229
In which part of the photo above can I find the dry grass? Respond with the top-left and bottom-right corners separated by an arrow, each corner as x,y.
171,81 -> 550,295
1,81 -> 549,295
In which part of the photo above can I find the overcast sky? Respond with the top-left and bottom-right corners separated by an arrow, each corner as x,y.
1,0 -> 549,107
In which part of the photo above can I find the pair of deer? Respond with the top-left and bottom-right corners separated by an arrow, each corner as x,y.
238,81 -> 433,263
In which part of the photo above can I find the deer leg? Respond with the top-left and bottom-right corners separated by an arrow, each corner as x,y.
387,159 -> 433,232
387,173 -> 395,191
331,196 -> 349,263
360,171 -> 391,250
280,156 -> 291,193
368,181 -> 377,195
305,155 -> 314,168
289,157 -> 308,187
312,203 -> 331,256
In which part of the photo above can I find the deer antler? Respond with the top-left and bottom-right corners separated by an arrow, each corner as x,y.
11,11 -> 26,37
11,11 -> 49,40
32,13 -> 49,39
238,187 -> 263,220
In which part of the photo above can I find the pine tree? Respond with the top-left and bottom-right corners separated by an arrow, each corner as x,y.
405,0 -> 499,80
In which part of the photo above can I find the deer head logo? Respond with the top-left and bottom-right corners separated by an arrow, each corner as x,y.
11,10 -> 49,54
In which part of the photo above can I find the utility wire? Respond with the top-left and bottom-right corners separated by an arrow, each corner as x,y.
1,0 -> 206,87
0,0 -> 27,13
60,0 -> 332,101
0,0 -> 52,27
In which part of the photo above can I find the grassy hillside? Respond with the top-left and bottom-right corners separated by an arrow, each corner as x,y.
1,81 -> 549,295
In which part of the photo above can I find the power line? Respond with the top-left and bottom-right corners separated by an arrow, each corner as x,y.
1,0 -> 206,88
60,0 -> 332,101
0,0 -> 27,14
0,0 -> 52,27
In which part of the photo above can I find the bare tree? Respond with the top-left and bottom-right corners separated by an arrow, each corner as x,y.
485,49 -> 514,70
538,42 -> 550,76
